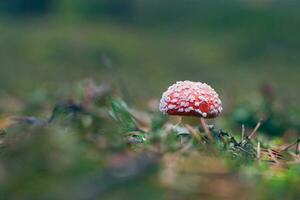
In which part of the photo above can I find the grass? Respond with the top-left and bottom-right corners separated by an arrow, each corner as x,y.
1,79 -> 300,200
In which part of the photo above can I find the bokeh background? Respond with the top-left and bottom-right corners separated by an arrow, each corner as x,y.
1,1 -> 300,200
1,0 -> 300,104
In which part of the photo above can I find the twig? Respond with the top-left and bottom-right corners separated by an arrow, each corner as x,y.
248,120 -> 262,139
268,149 -> 279,163
185,124 -> 202,143
241,124 -> 245,141
289,152 -> 300,161
296,139 -> 300,160
279,138 -> 300,153
296,139 -> 300,154
200,118 -> 213,141
257,142 -> 261,159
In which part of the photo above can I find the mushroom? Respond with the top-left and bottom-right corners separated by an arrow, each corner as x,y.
159,81 -> 222,140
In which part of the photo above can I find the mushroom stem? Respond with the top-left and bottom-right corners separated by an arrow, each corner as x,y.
200,118 -> 212,141
175,116 -> 182,126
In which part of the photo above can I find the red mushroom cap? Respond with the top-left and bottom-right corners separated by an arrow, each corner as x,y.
159,81 -> 222,118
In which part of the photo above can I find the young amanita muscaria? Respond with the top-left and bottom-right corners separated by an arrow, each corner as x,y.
159,81 -> 222,140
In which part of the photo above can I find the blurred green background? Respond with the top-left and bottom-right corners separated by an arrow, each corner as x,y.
1,1 -> 300,200
1,0 -> 300,105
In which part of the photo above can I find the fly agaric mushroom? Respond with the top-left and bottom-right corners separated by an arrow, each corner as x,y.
159,81 -> 222,140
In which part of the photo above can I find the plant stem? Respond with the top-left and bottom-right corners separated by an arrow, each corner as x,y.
248,120 -> 262,139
